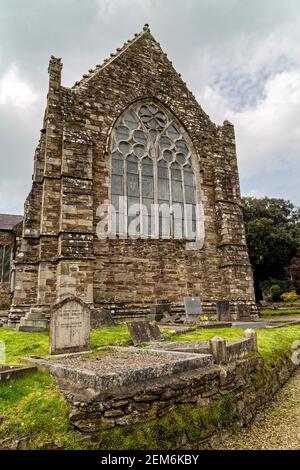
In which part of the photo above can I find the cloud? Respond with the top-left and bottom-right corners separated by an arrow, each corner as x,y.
198,68 -> 300,203
1,0 -> 300,213
0,64 -> 38,109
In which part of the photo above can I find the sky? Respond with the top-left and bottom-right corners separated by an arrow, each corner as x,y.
1,0 -> 300,214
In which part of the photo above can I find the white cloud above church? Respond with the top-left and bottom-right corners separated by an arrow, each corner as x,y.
1,0 -> 300,213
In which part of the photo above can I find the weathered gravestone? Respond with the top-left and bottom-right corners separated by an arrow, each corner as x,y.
127,321 -> 162,345
236,304 -> 251,321
49,297 -> 91,355
18,308 -> 48,332
216,301 -> 231,322
90,309 -> 115,330
149,301 -> 182,324
184,297 -> 202,323
149,300 -> 172,322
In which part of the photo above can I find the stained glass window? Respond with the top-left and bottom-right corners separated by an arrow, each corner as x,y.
110,102 -> 200,239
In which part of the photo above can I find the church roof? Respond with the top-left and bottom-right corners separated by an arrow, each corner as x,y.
73,24 -> 161,89
0,214 -> 23,231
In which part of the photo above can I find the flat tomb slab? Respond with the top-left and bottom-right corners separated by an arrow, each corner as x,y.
0,365 -> 37,382
28,347 -> 213,393
147,340 -> 211,354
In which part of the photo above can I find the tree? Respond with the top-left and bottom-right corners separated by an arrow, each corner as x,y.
290,249 -> 300,294
242,197 -> 300,299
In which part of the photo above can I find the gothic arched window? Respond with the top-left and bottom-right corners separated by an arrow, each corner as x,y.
110,101 -> 200,240
0,245 -> 11,283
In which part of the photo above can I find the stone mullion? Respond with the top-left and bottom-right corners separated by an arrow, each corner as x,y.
138,159 -> 143,237
123,156 -> 128,239
180,167 -> 187,239
168,164 -> 173,238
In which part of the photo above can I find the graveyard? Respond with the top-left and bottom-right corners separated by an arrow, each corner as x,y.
1,3 -> 300,457
1,300 -> 300,449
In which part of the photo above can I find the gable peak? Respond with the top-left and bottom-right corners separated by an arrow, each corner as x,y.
73,24 -> 155,89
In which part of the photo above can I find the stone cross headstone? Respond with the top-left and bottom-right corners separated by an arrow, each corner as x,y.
236,304 -> 251,321
184,297 -> 202,323
49,297 -> 91,355
127,321 -> 162,345
216,301 -> 231,322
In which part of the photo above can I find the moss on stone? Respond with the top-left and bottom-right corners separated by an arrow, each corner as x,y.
89,393 -> 240,450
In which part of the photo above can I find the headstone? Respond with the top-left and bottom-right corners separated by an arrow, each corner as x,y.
149,301 -> 171,322
149,301 -> 182,324
184,297 -> 202,323
49,297 -> 90,355
18,308 -> 48,332
216,301 -> 231,322
236,304 -> 251,320
127,321 -> 162,345
90,309 -> 115,330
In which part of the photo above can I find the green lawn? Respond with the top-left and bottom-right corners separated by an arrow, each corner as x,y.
0,324 -> 135,449
260,309 -> 300,316
1,323 -> 300,449
0,324 -> 132,365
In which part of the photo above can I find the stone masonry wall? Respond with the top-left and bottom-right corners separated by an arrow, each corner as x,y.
9,26 -> 256,324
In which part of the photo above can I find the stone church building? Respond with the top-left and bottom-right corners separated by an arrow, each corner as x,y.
1,25 -> 256,327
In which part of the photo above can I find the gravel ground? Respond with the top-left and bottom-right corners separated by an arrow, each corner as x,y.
58,349 -> 182,374
216,370 -> 300,450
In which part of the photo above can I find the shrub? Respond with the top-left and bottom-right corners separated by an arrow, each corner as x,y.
269,285 -> 282,302
260,278 -> 294,301
281,291 -> 298,303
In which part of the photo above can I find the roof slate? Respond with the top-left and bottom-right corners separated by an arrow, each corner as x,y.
0,214 -> 23,231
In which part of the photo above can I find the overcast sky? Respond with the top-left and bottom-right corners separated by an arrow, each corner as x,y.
1,0 -> 300,214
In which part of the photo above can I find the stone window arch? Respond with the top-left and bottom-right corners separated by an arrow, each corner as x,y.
110,100 -> 202,240
0,245 -> 11,283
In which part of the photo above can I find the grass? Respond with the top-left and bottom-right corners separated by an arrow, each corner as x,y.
0,323 -> 173,365
0,324 -> 136,449
0,324 -> 133,365
260,309 -> 300,316
0,369 -> 98,449
1,323 -> 300,449
169,327 -> 245,343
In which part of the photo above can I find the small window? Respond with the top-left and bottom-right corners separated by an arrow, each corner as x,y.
0,244 -> 3,282
0,245 -> 11,283
3,246 -> 11,283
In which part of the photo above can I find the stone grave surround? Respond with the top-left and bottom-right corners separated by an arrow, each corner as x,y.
49,297 -> 91,355
7,24 -> 256,328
